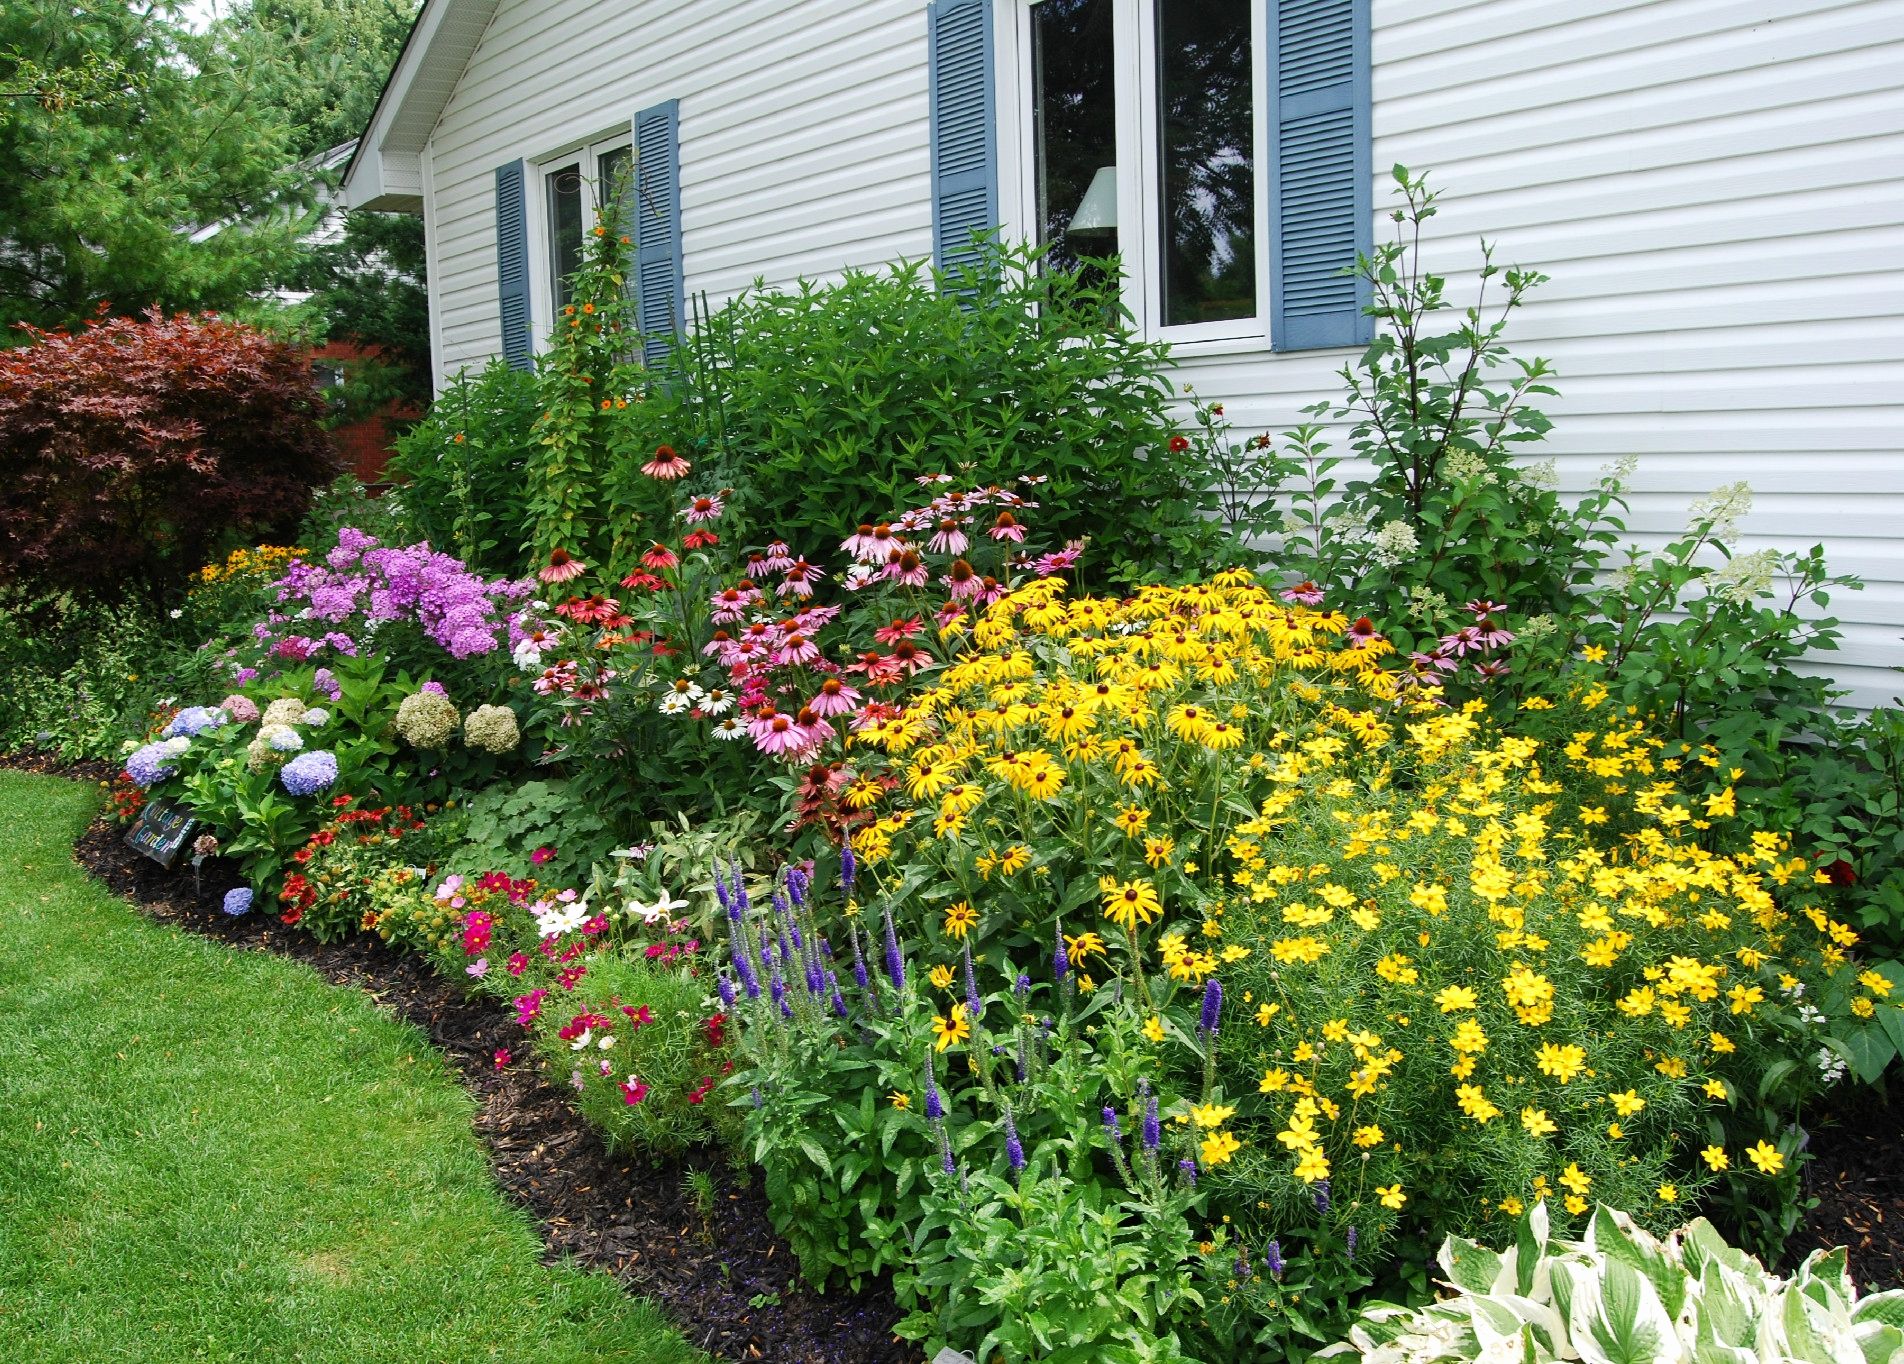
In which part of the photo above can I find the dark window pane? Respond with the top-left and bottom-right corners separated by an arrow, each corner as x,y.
598,145 -> 633,230
547,161 -> 584,311
1156,0 -> 1256,325
1032,0 -> 1117,277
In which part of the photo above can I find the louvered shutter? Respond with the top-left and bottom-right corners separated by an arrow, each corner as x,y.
494,160 -> 533,370
927,0 -> 998,275
633,100 -> 684,366
1267,0 -> 1372,351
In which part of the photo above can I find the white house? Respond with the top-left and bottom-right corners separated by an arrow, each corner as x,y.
343,0 -> 1904,705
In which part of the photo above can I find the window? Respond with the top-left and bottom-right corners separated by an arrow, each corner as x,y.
1016,0 -> 1265,342
537,135 -> 631,320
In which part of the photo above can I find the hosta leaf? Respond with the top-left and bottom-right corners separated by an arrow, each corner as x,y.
1441,1235 -> 1506,1295
1855,1290 -> 1904,1330
1571,1257 -> 1673,1364
1590,1206 -> 1689,1320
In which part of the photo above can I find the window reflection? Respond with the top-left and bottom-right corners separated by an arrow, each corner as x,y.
1031,0 -> 1117,278
1156,0 -> 1255,325
547,161 -> 584,311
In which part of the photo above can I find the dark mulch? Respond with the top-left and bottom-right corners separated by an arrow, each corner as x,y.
1782,1082 -> 1904,1289
56,798 -> 910,1364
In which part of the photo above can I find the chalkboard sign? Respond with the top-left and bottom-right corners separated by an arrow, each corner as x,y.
125,798 -> 199,869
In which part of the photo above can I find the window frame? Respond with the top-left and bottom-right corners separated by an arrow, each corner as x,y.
526,131 -> 632,353
1001,0 -> 1271,349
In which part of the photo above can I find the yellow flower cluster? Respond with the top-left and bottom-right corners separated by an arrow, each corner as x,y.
835,572 -> 1890,1236
192,544 -> 305,590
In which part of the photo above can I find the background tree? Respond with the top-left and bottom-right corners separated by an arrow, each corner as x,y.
0,2 -> 310,334
214,0 -> 418,162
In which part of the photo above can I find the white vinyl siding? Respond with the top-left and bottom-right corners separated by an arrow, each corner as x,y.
420,0 -> 1904,706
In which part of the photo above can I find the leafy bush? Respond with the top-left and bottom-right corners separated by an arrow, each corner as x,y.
1329,1201 -> 1903,1364
0,308 -> 339,593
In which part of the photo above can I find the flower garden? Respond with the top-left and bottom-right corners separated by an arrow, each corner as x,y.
6,173 -> 1904,1363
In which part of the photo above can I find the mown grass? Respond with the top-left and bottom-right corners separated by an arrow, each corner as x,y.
0,769 -> 701,1364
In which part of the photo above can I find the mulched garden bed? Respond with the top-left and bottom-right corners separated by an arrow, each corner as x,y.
51,783 -> 909,1364
13,751 -> 1900,1351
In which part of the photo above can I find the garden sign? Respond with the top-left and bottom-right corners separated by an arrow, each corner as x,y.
125,797 -> 199,869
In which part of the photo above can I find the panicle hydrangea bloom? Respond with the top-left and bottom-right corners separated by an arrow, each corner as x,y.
462,704 -> 521,754
279,750 -> 339,796
261,698 -> 308,729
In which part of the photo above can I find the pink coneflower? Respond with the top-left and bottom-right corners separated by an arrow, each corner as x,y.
927,517 -> 969,555
1347,617 -> 1383,649
540,548 -> 586,584
988,510 -> 1026,543
792,706 -> 835,752
942,558 -> 982,601
749,707 -> 806,756
774,630 -> 820,667
1411,649 -> 1460,675
682,492 -> 725,523
1473,615 -> 1514,649
933,600 -> 965,630
620,1075 -> 650,1105
1474,659 -> 1512,680
642,542 -> 679,571
840,523 -> 883,560
851,700 -> 897,732
778,559 -> 823,598
887,639 -> 931,676
1465,599 -> 1509,619
642,445 -> 691,480
1280,580 -> 1325,606
874,616 -> 922,645
759,540 -> 795,574
683,529 -> 720,550
1033,545 -> 1083,577
708,585 -> 759,623
807,677 -> 862,717
884,548 -> 929,587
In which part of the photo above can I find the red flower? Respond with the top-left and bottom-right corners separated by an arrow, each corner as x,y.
531,846 -> 555,865
1168,434 -> 1190,452
683,529 -> 720,550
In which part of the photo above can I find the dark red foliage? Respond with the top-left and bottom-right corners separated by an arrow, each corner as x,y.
0,307 -> 341,592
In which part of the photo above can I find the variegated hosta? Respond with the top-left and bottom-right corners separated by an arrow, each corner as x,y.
1328,1201 -> 1904,1363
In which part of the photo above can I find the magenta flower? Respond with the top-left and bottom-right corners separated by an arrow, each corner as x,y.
531,846 -> 555,866
493,1048 -> 511,1069
641,542 -> 679,571
681,492 -> 725,523
620,1076 -> 650,1105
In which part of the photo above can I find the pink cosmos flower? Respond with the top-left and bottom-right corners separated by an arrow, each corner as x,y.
494,1048 -> 512,1069
506,952 -> 530,977
642,445 -> 691,480
540,548 -> 586,584
807,677 -> 862,717
466,958 -> 489,978
620,1076 -> 650,1105
531,846 -> 555,866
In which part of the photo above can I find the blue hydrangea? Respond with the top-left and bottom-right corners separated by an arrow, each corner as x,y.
267,726 -> 305,752
222,888 -> 254,917
125,741 -> 181,788
279,750 -> 339,797
163,706 -> 226,739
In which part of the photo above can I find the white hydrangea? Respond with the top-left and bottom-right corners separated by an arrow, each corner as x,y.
1688,481 -> 1753,541
1369,518 -> 1420,568
1516,458 -> 1559,490
1711,549 -> 1779,606
1406,586 -> 1448,620
1600,454 -> 1639,487
1442,449 -> 1490,484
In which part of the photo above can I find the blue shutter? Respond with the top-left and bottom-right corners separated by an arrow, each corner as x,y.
633,99 -> 684,366
927,0 -> 998,275
494,159 -> 532,371
1267,0 -> 1372,351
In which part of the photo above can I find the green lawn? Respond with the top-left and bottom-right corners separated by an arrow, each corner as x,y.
0,769 -> 700,1364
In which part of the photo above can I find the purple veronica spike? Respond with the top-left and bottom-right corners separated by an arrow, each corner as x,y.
786,866 -> 808,907
942,1146 -> 957,1176
1235,1252 -> 1251,1280
751,1085 -> 763,1109
849,922 -> 869,990
779,997 -> 793,1019
1314,1179 -> 1332,1214
1178,1158 -> 1198,1188
715,873 -> 733,918
962,943 -> 980,1022
804,957 -> 824,996
925,1060 -> 944,1121
717,973 -> 737,1009
1142,1089 -> 1161,1152
1014,973 -> 1030,1001
882,906 -> 905,991
1265,1240 -> 1285,1277
840,843 -> 856,892
1199,978 -> 1223,1036
769,957 -> 787,1009
827,970 -> 847,1018
1053,919 -> 1069,981
1102,1107 -> 1122,1142
730,861 -> 750,913
731,928 -> 761,999
819,937 -> 834,959
1004,1108 -> 1025,1175
1345,1226 -> 1358,1261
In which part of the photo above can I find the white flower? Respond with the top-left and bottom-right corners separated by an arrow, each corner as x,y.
699,688 -> 735,715
1797,1002 -> 1826,1027
711,716 -> 747,741
512,638 -> 545,670
1442,450 -> 1489,483
160,736 -> 191,757
1516,458 -> 1558,490
300,708 -> 329,727
597,1033 -> 616,1050
1815,1046 -> 1848,1084
1711,549 -> 1778,606
628,890 -> 688,925
1369,518 -> 1419,568
1688,481 -> 1753,541
537,900 -> 589,938
658,692 -> 694,715
169,608 -> 183,620
569,1028 -> 594,1051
